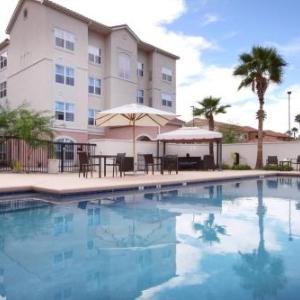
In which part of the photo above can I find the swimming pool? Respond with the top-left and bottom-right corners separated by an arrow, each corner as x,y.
0,176 -> 299,300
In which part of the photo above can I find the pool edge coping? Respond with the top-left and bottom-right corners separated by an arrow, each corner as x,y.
0,171 -> 298,197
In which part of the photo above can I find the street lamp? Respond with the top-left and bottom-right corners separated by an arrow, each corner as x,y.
190,105 -> 195,127
288,91 -> 292,134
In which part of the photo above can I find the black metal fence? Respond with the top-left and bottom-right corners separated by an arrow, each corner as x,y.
0,137 -> 96,173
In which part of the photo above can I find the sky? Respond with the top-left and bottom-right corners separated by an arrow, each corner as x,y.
0,0 -> 300,132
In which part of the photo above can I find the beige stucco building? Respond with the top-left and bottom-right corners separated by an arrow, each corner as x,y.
0,0 -> 179,143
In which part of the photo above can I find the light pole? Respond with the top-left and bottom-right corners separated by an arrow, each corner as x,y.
191,105 -> 195,127
288,91 -> 292,134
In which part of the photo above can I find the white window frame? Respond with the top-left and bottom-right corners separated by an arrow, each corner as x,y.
136,89 -> 144,104
88,77 -> 101,95
88,109 -> 100,126
162,67 -> 172,82
161,93 -> 172,107
0,81 -> 7,99
55,64 -> 74,86
0,52 -> 7,70
54,28 -> 75,51
118,53 -> 130,80
88,46 -> 101,65
55,101 -> 75,122
137,62 -> 144,77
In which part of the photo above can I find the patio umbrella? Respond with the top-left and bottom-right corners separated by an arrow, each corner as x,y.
96,103 -> 178,168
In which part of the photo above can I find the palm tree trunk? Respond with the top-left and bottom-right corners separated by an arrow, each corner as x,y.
255,100 -> 264,169
208,117 -> 214,158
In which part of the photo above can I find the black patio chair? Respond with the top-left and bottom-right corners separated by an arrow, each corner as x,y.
291,155 -> 300,171
119,157 -> 134,176
203,155 -> 215,170
78,151 -> 94,178
144,154 -> 161,175
266,156 -> 278,166
105,153 -> 126,177
162,155 -> 178,174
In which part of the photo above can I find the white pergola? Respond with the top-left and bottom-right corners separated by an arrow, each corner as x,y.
157,127 -> 223,169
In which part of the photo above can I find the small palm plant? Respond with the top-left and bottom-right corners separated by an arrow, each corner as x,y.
194,96 -> 230,157
233,46 -> 287,169
295,114 -> 300,130
291,127 -> 298,139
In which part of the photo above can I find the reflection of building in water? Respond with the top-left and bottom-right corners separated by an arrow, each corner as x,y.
0,197 -> 177,300
144,185 -> 224,214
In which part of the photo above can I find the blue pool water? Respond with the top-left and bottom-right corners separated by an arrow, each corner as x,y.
0,176 -> 300,300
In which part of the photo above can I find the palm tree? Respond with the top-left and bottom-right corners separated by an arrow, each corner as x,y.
194,96 -> 230,157
233,46 -> 287,169
291,127 -> 298,139
295,114 -> 300,130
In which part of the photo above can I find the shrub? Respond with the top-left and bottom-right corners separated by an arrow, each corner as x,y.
263,165 -> 293,171
231,164 -> 251,170
222,163 -> 230,170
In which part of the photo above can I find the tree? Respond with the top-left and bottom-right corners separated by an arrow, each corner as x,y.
194,96 -> 230,157
295,114 -> 300,130
219,125 -> 243,144
0,104 -> 53,171
291,127 -> 298,139
233,46 -> 287,169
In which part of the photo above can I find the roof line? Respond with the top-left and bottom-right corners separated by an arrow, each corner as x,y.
6,0 -> 179,60
0,39 -> 10,51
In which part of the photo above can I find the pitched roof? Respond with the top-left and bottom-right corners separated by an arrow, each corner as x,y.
0,39 -> 9,51
6,0 -> 179,59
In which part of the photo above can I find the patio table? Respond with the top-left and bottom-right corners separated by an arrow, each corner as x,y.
279,160 -> 292,167
90,155 -> 116,178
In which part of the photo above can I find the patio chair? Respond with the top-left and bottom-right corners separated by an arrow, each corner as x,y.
291,155 -> 300,171
78,151 -> 94,178
105,153 -> 126,177
266,156 -> 278,166
144,154 -> 161,175
203,155 -> 215,170
162,155 -> 178,174
119,157 -> 134,176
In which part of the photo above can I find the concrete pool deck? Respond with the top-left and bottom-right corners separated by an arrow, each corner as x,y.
0,170 -> 298,195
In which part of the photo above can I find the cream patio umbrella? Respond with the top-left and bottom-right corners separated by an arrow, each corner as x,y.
96,103 -> 178,169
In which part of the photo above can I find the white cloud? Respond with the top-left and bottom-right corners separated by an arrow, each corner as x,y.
0,0 -> 294,133
201,13 -> 219,26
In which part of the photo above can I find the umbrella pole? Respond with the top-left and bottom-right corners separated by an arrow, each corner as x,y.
133,120 -> 136,171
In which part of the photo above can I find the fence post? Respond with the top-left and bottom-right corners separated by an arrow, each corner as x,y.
60,144 -> 64,173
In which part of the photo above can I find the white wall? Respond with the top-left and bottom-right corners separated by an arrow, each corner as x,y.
90,139 -> 300,168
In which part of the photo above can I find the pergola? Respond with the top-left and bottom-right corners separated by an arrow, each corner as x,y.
157,127 -> 223,170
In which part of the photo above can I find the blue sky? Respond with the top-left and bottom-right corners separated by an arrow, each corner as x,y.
0,0 -> 299,132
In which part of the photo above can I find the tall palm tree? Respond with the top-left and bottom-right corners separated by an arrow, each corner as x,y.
295,114 -> 300,130
233,46 -> 287,169
291,127 -> 298,139
194,96 -> 230,157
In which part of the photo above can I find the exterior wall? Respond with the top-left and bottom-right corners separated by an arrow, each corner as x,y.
4,0 -> 178,142
90,140 -> 300,169
0,44 -> 8,103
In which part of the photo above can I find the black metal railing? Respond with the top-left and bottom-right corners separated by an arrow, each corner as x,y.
0,137 -> 96,173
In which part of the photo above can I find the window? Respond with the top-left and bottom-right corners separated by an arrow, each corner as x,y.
53,214 -> 73,236
136,89 -> 144,104
88,208 -> 100,226
161,93 -> 172,107
0,82 -> 6,99
88,109 -> 99,126
55,102 -> 74,122
162,67 -> 172,82
54,28 -> 75,51
88,46 -> 101,64
55,64 -> 74,86
88,77 -> 101,95
137,62 -> 144,77
118,53 -> 130,80
0,52 -> 7,70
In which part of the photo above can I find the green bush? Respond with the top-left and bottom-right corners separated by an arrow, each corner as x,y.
231,164 -> 252,170
263,165 -> 293,171
222,163 -> 230,170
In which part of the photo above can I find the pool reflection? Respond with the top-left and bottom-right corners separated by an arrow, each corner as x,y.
0,177 -> 300,300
